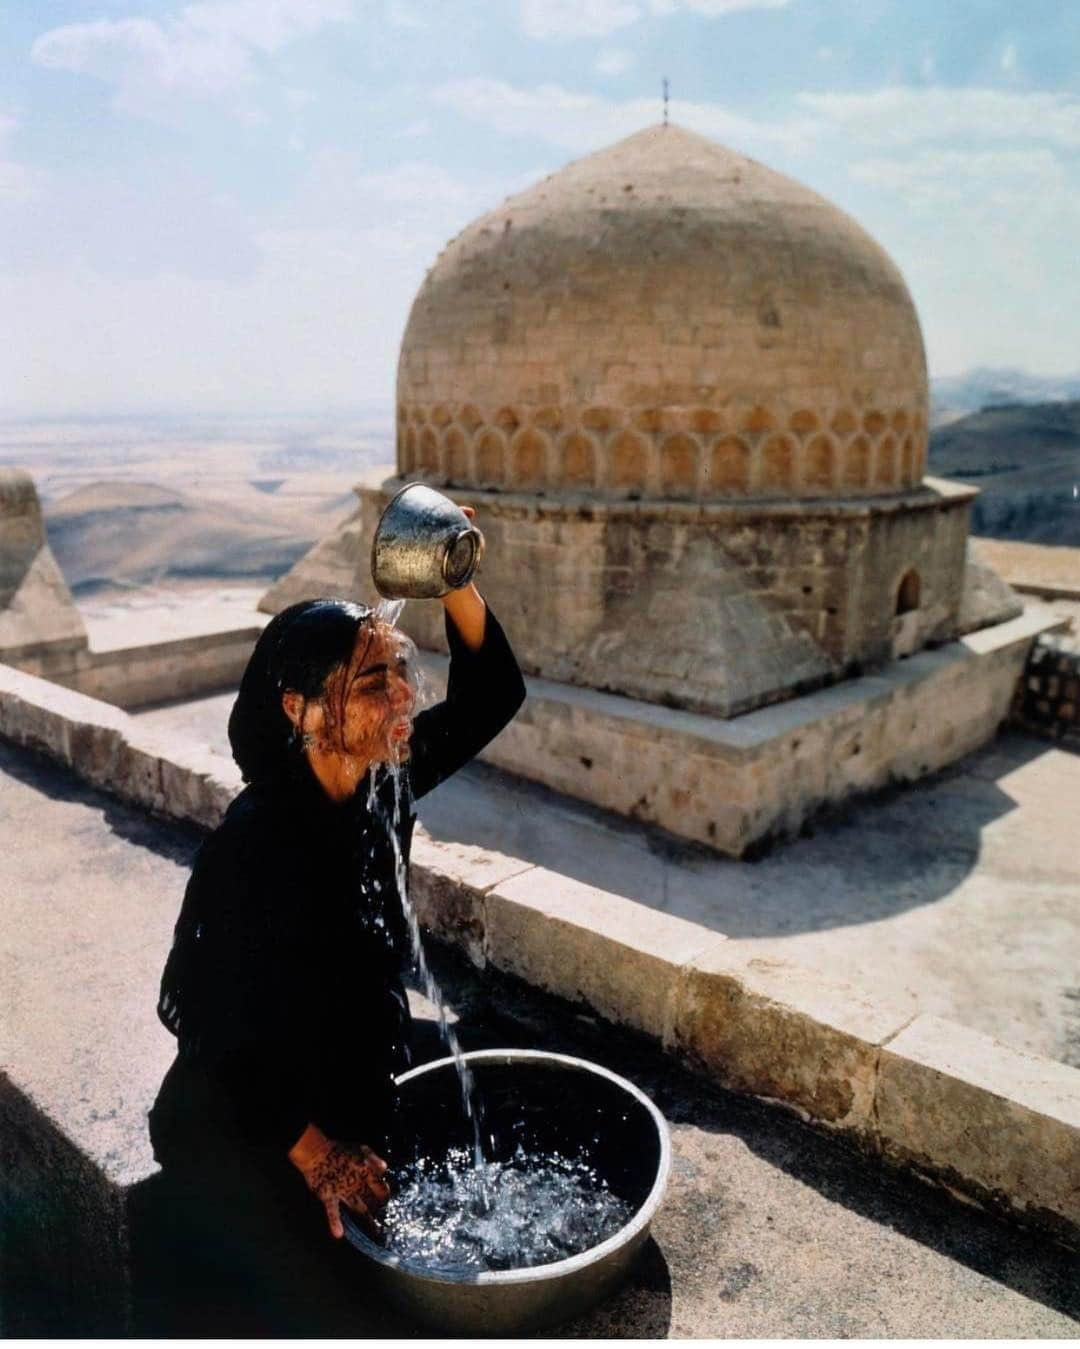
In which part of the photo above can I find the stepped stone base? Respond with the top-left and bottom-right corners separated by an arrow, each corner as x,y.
411,604 -> 1058,856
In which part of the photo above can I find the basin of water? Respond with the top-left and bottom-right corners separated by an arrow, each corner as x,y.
343,1049 -> 671,1336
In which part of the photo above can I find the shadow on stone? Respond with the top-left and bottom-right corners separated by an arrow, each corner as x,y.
0,738 -> 204,869
128,1147 -> 418,1338
417,735 -> 1051,940
558,1236 -> 673,1338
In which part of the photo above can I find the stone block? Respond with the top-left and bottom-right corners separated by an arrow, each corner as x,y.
876,1015 -> 1080,1244
408,832 -> 534,967
671,945 -> 913,1137
0,661 -> 129,770
485,867 -> 714,1039
154,739 -> 239,831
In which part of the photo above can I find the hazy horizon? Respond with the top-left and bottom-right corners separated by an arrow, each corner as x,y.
4,366 -> 1080,425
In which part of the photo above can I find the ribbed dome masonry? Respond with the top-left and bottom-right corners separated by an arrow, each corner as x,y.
396,123 -> 928,504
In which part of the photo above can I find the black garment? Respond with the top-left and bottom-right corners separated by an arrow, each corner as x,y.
151,606 -> 525,1161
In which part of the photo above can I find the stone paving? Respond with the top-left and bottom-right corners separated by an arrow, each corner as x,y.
134,688 -> 1080,1068
1,742 -> 1077,1336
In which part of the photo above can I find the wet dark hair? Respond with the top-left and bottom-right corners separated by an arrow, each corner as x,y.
228,598 -> 374,784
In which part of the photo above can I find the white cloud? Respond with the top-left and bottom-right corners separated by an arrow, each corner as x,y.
431,77 -> 815,152
648,0 -> 790,13
595,47 -> 635,75
31,0 -> 353,117
851,147 -> 1069,201
801,86 -> 1080,148
346,159 -> 481,207
521,0 -> 790,39
520,0 -> 640,40
1001,42 -> 1017,74
387,0 -> 429,29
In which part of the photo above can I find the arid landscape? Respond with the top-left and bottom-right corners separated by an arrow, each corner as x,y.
1,371 -> 1075,597
0,411 -> 393,593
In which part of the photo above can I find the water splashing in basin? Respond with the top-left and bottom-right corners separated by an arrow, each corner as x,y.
376,1145 -> 634,1272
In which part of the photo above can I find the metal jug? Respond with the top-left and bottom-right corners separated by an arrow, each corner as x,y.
371,482 -> 485,599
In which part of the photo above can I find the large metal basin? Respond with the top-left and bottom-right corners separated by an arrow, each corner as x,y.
343,1049 -> 671,1336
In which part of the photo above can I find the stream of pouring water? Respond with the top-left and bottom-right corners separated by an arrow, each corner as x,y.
370,597 -> 486,1167
358,600 -> 636,1272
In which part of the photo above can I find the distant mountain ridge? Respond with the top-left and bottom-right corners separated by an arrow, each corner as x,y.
931,368 -> 1080,423
928,400 -> 1080,546
44,480 -> 313,593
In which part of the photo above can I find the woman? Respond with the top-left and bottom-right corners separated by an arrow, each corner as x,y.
146,547 -> 525,1329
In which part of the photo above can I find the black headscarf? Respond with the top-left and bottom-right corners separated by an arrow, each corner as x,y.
228,599 -> 374,785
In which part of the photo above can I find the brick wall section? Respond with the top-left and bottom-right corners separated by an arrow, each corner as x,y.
1011,633 -> 1080,744
398,124 -> 929,505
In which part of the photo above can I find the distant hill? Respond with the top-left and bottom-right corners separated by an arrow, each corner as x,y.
931,368 -> 1080,425
44,480 -> 314,593
928,401 -> 1080,545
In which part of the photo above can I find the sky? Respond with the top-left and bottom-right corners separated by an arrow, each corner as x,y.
1,0 -> 1078,416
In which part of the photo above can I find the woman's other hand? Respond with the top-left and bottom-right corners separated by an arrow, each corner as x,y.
288,1123 -> 390,1239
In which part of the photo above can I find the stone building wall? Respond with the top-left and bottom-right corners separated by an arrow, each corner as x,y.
356,477 -> 972,718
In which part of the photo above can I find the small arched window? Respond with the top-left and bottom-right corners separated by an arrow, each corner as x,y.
896,568 -> 921,615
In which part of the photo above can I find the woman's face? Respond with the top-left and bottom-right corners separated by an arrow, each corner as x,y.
300,621 -> 420,770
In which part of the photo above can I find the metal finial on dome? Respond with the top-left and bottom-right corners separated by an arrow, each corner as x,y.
662,77 -> 669,126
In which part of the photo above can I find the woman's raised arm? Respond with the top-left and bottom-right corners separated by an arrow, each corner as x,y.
406,588 -> 526,801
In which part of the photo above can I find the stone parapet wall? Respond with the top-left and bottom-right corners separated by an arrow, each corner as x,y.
65,626 -> 262,711
0,661 -> 237,829
12,626 -> 261,712
1011,633 -> 1080,745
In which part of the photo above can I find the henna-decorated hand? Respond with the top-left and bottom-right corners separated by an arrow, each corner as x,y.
288,1123 -> 391,1239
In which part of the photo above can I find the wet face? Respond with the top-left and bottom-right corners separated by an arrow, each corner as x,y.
337,621 -> 419,766
291,621 -> 420,773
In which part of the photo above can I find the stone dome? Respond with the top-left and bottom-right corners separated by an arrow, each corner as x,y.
396,123 -> 928,502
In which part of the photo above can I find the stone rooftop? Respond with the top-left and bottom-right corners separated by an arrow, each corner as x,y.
3,534 -> 1078,1334
1,742 -> 1076,1337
